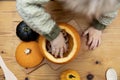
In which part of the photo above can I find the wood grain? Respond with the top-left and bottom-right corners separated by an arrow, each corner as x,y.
0,1 -> 120,80
0,67 -> 5,80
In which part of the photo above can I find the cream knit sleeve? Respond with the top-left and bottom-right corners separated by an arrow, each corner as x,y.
92,3 -> 120,30
97,11 -> 118,25
16,0 -> 61,41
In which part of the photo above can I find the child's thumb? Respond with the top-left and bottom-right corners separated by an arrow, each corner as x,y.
82,30 -> 88,37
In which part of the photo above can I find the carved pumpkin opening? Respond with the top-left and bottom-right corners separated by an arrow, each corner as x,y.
39,23 -> 81,64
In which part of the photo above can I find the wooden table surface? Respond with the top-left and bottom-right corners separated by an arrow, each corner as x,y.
0,1 -> 120,80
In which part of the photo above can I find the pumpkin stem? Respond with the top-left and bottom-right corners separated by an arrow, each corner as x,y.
23,27 -> 30,32
24,48 -> 31,55
69,74 -> 75,78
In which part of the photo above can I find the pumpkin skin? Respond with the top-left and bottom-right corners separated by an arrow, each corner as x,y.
38,23 -> 81,64
60,70 -> 80,80
15,41 -> 43,68
16,21 -> 39,42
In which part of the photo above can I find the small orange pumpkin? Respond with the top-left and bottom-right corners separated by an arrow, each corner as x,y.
38,23 -> 81,64
15,41 -> 43,68
60,69 -> 81,80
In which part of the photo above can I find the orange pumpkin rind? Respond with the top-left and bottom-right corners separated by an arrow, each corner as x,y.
38,23 -> 81,64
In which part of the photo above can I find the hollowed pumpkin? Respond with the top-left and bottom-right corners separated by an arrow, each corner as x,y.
38,23 -> 81,64
60,69 -> 81,80
15,41 -> 43,68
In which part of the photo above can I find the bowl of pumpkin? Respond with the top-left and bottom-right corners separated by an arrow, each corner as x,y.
38,23 -> 81,64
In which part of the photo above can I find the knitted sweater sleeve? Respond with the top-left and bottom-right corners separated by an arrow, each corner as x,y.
16,0 -> 61,41
92,10 -> 118,30
92,1 -> 120,30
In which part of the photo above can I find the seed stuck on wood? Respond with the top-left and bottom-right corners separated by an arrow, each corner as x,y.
1,51 -> 5,54
95,61 -> 101,64
87,73 -> 94,80
25,77 -> 29,80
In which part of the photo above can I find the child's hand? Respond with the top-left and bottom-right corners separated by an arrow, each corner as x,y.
82,27 -> 102,50
50,32 -> 67,58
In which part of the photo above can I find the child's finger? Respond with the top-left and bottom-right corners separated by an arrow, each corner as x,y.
89,39 -> 95,50
98,38 -> 101,46
89,41 -> 94,50
55,48 -> 59,58
63,44 -> 67,52
88,37 -> 93,45
51,46 -> 56,55
92,39 -> 98,50
60,48 -> 64,58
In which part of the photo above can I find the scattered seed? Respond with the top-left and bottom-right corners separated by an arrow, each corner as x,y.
87,74 -> 94,80
1,51 -> 4,54
95,61 -> 100,64
25,77 -> 29,80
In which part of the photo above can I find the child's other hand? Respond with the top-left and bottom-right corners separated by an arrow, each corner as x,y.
50,32 -> 67,58
82,27 -> 102,50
